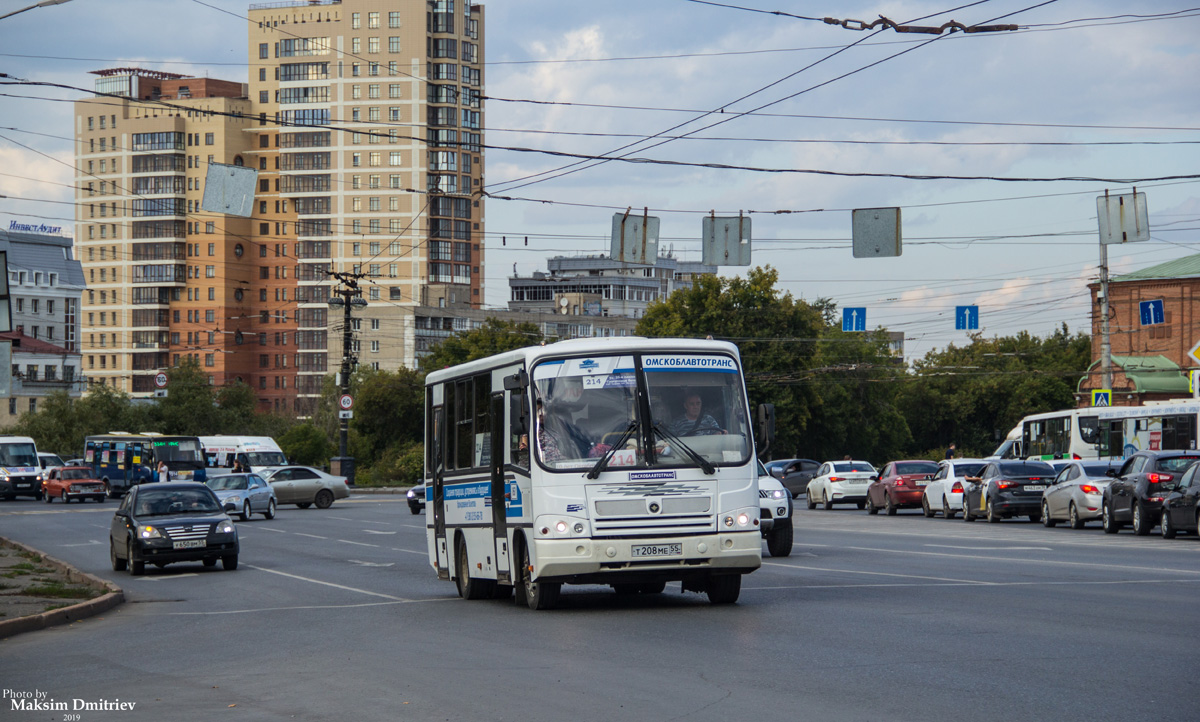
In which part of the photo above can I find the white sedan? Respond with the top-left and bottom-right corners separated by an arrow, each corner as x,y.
921,459 -> 987,519
258,466 -> 350,509
806,460 -> 876,510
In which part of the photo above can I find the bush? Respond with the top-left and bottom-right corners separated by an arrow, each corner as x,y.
360,441 -> 424,487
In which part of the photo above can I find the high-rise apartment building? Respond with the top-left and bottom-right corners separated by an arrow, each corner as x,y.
74,0 -> 486,413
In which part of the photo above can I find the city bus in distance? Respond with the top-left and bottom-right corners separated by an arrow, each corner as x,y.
1020,400 -> 1200,461
0,435 -> 44,500
424,337 -> 764,610
84,433 -> 207,496
199,436 -> 288,471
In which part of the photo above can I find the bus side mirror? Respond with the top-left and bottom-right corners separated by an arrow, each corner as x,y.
503,369 -> 528,391
757,404 -> 775,444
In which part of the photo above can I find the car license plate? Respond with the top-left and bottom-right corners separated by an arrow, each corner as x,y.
631,543 -> 682,558
172,539 -> 206,550
16,483 -> 30,488
1024,485 -> 1047,492
915,480 -> 928,486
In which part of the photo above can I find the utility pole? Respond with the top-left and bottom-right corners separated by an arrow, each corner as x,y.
328,270 -> 366,486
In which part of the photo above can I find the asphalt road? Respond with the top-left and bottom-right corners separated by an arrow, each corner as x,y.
2,495 -> 1198,722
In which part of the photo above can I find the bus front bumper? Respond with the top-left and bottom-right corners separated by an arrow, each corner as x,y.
531,530 -> 761,584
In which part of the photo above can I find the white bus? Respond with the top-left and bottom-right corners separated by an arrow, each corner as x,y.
1019,400 -> 1200,461
424,338 -> 764,610
199,436 -> 288,472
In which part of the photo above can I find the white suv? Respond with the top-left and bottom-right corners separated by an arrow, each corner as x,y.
758,461 -> 793,557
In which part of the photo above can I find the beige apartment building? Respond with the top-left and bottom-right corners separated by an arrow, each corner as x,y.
74,0 -> 486,414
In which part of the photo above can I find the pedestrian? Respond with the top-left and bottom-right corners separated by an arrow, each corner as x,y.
945,443 -> 956,459
157,461 -> 169,483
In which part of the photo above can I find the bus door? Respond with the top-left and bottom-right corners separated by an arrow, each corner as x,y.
490,392 -> 511,584
431,402 -> 449,580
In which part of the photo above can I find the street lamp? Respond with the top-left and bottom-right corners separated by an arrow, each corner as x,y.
327,277 -> 367,486
0,0 -> 74,22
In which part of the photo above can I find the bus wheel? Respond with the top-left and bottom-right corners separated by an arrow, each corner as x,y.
518,542 -> 559,611
455,537 -> 492,600
706,574 -> 741,604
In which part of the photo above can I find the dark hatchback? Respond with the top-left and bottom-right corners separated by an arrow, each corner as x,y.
963,460 -> 1056,523
1161,460 -> 1200,538
766,458 -> 821,498
1103,450 -> 1200,535
109,482 -> 239,575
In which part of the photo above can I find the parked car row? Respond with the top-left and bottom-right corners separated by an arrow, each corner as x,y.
802,450 -> 1200,542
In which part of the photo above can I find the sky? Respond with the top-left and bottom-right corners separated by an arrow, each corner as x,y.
0,0 -> 1197,361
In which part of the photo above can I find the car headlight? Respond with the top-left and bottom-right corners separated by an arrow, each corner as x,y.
138,525 -> 163,539
771,489 -> 785,499
406,490 -> 415,499
226,494 -> 243,504
217,521 -> 235,534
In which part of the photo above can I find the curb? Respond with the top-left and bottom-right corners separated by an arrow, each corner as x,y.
348,487 -> 416,495
0,536 -> 125,641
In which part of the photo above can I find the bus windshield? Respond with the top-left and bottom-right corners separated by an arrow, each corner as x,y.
531,353 -> 751,471
152,439 -> 205,469
0,442 -> 37,467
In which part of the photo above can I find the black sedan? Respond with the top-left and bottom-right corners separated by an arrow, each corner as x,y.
109,482 -> 239,575
1161,460 -> 1200,539
407,482 -> 426,515
963,460 -> 1056,523
1103,450 -> 1200,535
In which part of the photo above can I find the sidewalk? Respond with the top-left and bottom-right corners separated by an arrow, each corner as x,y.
0,537 -> 124,640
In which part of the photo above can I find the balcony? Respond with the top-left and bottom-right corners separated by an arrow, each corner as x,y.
132,264 -> 187,285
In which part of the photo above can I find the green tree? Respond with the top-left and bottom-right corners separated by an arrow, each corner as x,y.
898,325 -> 1092,457
148,358 -> 223,434
351,366 -> 425,464
420,318 -> 543,372
636,267 -> 826,458
13,384 -> 140,457
804,328 -> 912,464
278,423 -> 335,466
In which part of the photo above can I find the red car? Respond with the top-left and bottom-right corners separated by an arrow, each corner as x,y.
866,460 -> 940,515
43,466 -> 107,504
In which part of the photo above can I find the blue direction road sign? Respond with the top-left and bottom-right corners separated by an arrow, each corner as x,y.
1139,299 -> 1165,326
842,307 -> 866,332
955,305 -> 979,331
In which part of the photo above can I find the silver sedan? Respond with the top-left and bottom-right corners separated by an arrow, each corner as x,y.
1041,460 -> 1119,529
259,466 -> 350,509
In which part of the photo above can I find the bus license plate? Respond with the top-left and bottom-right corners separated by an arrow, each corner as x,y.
631,543 -> 681,558
173,540 -> 206,550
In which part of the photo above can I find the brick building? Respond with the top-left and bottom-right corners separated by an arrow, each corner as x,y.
1078,253 -> 1200,405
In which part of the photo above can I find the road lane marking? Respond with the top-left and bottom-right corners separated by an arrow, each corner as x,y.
249,526 -> 287,533
762,561 -> 996,585
60,540 -> 103,547
294,533 -> 327,540
337,539 -> 379,547
349,560 -> 395,567
160,597 -> 459,615
842,545 -> 1200,575
748,578 -> 1200,591
925,544 -> 1052,551
329,516 -> 356,521
246,564 -> 410,600
137,573 -> 199,582
362,530 -> 397,535
391,547 -> 427,555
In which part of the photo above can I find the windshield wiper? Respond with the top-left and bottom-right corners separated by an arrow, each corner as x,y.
652,422 -> 716,475
586,421 -> 639,480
